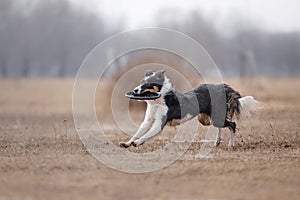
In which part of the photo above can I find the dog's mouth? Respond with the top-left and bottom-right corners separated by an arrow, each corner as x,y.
125,91 -> 161,100
126,84 -> 162,100
139,86 -> 160,94
133,84 -> 162,95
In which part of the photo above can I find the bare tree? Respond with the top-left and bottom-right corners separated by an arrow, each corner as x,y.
0,2 -> 299,78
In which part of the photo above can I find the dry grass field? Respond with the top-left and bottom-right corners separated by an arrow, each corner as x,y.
0,77 -> 299,200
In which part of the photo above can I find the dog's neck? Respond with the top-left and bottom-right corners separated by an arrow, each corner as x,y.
160,76 -> 173,96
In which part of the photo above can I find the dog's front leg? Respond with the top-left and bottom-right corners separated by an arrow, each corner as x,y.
132,117 -> 163,147
132,106 -> 168,147
119,120 -> 151,148
119,104 -> 154,148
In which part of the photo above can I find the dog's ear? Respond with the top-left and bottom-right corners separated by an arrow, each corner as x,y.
145,70 -> 154,77
156,69 -> 166,78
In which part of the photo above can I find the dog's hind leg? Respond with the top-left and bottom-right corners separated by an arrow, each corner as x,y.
216,128 -> 222,147
229,131 -> 236,148
198,114 -> 221,147
223,120 -> 236,148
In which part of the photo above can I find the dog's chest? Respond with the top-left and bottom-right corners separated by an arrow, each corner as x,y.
145,101 -> 168,120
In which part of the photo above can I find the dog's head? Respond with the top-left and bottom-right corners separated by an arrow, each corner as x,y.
133,69 -> 166,95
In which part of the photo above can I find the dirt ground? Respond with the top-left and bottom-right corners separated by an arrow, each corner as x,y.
0,78 -> 299,200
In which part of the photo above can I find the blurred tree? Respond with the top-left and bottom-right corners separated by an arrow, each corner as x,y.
0,0 -> 119,78
0,2 -> 299,78
0,0 -> 12,78
154,8 -> 300,77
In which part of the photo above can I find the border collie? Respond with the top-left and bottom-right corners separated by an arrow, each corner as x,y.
119,69 -> 262,148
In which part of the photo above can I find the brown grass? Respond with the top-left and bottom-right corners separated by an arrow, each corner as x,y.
0,77 -> 299,200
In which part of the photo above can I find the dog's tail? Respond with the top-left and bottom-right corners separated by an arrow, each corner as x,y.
237,96 -> 264,119
224,84 -> 263,121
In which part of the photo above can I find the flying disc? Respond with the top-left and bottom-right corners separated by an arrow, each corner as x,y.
125,91 -> 161,100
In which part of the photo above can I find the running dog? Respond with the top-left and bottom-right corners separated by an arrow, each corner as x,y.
119,69 -> 262,148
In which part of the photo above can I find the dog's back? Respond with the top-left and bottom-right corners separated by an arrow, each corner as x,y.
163,84 -> 242,127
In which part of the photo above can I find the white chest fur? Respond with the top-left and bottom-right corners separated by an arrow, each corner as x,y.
145,101 -> 168,121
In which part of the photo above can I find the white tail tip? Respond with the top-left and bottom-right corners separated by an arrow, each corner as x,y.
238,96 -> 264,118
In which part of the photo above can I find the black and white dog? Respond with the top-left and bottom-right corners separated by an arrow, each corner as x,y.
119,69 -> 262,148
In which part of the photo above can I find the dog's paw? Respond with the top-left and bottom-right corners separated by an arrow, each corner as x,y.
119,141 -> 131,148
215,139 -> 221,147
228,146 -> 237,151
228,141 -> 236,150
132,140 -> 144,147
132,141 -> 138,147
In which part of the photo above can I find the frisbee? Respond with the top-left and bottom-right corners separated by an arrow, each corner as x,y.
125,91 -> 161,100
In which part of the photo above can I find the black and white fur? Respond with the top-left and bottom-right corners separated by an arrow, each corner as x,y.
119,69 -> 262,148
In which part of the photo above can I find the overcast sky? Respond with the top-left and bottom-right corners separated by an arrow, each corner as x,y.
71,0 -> 300,33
